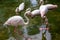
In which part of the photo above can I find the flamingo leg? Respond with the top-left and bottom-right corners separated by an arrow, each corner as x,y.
14,26 -> 21,40
18,30 -> 22,35
44,17 -> 48,26
14,27 -> 17,33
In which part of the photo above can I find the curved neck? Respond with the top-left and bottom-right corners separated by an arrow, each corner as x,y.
24,12 -> 29,25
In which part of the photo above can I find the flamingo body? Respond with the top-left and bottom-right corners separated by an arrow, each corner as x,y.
31,9 -> 40,16
3,16 -> 25,26
39,4 -> 58,18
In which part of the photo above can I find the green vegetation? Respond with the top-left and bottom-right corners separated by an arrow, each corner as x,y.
0,0 -> 60,40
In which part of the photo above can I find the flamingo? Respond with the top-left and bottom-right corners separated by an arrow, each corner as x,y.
3,9 -> 29,37
39,4 -> 58,19
15,2 -> 25,13
39,4 -> 58,25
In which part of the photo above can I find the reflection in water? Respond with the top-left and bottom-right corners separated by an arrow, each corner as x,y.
30,0 -> 38,7
39,24 -> 51,40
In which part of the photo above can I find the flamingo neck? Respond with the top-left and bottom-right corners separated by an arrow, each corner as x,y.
24,12 -> 29,26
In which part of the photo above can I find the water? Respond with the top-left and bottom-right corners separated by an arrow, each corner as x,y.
30,0 -> 38,7
22,24 -> 51,40
45,30 -> 51,40
39,24 -> 51,40
40,24 -> 46,33
22,26 -> 28,40
39,31 -> 43,40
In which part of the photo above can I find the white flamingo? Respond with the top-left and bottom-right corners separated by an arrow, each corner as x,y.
39,4 -> 58,19
3,9 -> 29,36
15,2 -> 25,13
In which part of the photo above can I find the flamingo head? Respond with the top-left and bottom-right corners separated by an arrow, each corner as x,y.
3,23 -> 8,28
15,7 -> 20,15
15,7 -> 19,12
3,21 -> 10,28
25,8 -> 32,16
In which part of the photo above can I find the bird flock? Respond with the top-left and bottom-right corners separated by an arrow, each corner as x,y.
3,0 -> 58,40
